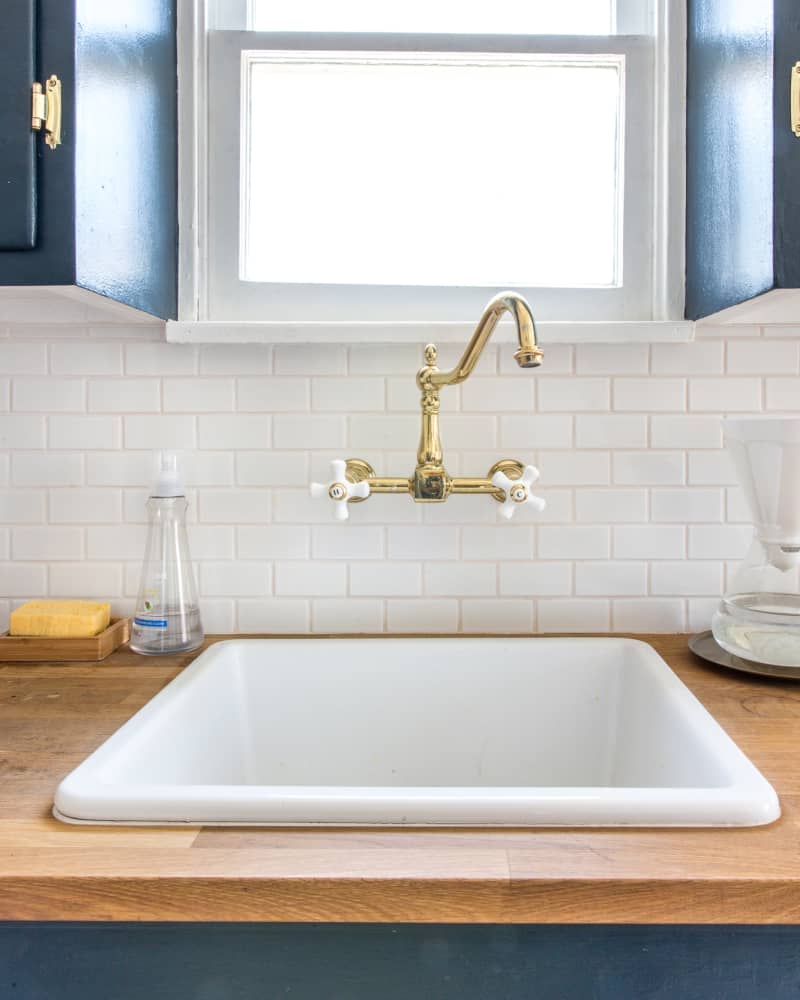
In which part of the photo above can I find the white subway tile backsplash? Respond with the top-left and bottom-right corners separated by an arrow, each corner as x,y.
0,343 -> 48,374
462,599 -> 533,633
575,414 -> 646,449
544,451 -> 610,486
650,342 -> 723,374
186,524 -> 235,560
499,562 -> 572,596
388,526 -> 457,560
500,415 -> 572,450
539,525 -> 609,559
0,415 -> 46,449
727,341 -> 799,374
614,378 -> 684,412
689,378 -> 762,412
49,562 -> 122,598
199,414 -> 271,449
48,415 -> 120,450
688,524 -> 750,559
538,598 -> 610,631
612,599 -> 685,632
238,599 -> 309,632
386,599 -> 459,632
274,345 -> 346,375
125,342 -> 196,375
613,525 -> 684,559
650,415 -> 722,449
124,415 -> 196,450
765,378 -> 800,411
51,342 -> 122,375
276,414 -> 345,449
575,490 -> 647,523
89,379 -> 160,412
12,527 -> 83,561
613,451 -> 684,486
13,452 -> 83,487
539,378 -> 610,411
349,344 -> 420,374
200,345 -> 272,375
87,451 -> 152,486
350,561 -> 421,596
313,525 -> 385,559
199,598 -> 236,633
688,597 -> 720,632
687,450 -> 737,485
201,561 -> 271,597
0,562 -> 47,597
650,488 -> 723,523
461,526 -> 535,560
164,378 -> 235,412
1,318 -> 797,633
650,561 -> 722,596
312,378 -> 383,412
277,561 -> 346,596
86,524 -> 147,560
461,378 -> 534,412
575,344 -> 649,375
49,488 -> 122,523
575,562 -> 647,597
235,451 -> 306,487
312,598 -> 383,633
14,378 -> 84,412
239,378 -> 309,412
237,525 -> 309,559
425,562 -> 496,596
348,415 -> 417,450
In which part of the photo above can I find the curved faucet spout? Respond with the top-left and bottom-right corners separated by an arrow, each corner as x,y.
429,292 -> 543,388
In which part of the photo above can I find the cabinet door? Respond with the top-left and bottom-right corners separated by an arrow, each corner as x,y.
0,0 -> 37,249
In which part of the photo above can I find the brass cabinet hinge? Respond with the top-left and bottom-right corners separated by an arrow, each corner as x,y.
792,62 -> 800,137
31,74 -> 62,149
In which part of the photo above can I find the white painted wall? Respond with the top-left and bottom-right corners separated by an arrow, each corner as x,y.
1,296 -> 797,634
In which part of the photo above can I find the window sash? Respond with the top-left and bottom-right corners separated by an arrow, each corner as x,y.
203,31 -> 654,323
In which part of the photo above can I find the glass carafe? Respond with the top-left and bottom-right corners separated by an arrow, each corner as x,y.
712,418 -> 800,666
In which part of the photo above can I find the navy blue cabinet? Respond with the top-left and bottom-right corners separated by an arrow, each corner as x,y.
0,0 -> 177,319
686,0 -> 800,319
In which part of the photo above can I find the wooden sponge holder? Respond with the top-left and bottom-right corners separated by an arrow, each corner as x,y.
0,618 -> 130,662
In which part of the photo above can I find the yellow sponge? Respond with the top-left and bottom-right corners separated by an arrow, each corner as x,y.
9,600 -> 111,638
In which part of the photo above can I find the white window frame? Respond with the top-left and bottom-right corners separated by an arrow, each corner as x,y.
170,0 -> 691,343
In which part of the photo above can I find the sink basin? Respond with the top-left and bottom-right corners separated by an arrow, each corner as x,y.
54,637 -> 779,827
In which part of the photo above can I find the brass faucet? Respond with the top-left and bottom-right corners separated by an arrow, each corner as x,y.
310,292 -> 545,517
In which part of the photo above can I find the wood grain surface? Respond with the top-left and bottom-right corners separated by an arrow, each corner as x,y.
1,633 -> 800,924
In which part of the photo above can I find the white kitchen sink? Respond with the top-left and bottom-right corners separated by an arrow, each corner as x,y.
54,637 -> 779,827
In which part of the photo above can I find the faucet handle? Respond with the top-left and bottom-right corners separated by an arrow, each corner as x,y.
491,464 -> 546,520
310,459 -> 370,521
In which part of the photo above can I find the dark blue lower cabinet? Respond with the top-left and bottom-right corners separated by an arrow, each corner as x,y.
1,924 -> 800,999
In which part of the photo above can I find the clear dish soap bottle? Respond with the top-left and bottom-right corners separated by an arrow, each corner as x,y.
130,451 -> 204,656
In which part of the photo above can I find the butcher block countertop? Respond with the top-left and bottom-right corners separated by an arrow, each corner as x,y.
1,633 -> 800,924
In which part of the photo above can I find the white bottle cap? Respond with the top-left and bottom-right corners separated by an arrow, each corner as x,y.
152,450 -> 185,497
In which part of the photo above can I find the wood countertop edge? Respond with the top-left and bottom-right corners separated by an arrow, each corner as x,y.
3,632 -> 800,923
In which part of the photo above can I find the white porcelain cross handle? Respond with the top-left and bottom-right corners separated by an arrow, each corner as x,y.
310,459 -> 370,520
491,464 -> 546,520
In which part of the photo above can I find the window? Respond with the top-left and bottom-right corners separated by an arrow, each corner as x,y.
179,1 -> 685,330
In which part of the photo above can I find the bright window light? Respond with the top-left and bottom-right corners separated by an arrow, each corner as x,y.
249,0 -> 615,35
242,53 -> 623,288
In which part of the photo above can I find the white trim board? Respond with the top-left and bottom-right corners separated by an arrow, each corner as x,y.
167,319 -> 695,344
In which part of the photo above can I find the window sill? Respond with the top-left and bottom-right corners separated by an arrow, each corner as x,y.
166,319 -> 695,345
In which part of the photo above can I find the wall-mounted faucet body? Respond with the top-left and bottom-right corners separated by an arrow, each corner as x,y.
311,292 -> 546,519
